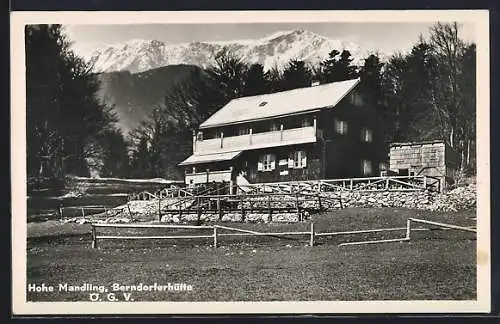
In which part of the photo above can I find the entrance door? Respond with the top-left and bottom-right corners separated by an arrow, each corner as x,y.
398,168 -> 409,176
248,164 -> 257,182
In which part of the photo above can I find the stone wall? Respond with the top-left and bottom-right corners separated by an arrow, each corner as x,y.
65,184 -> 476,224
324,190 -> 437,209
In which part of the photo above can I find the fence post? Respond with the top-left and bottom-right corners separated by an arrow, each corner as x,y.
295,193 -> 301,221
406,218 -> 411,240
59,206 -> 63,221
197,196 -> 202,224
127,201 -> 134,219
213,226 -> 218,248
268,194 -> 272,222
81,207 -> 85,219
240,195 -> 245,222
217,196 -> 222,220
91,225 -> 97,249
310,222 -> 315,247
349,179 -> 353,190
423,176 -> 427,190
158,197 -> 161,221
317,193 -> 322,210
385,178 -> 389,190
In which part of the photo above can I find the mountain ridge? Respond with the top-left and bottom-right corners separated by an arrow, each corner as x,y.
85,30 -> 371,74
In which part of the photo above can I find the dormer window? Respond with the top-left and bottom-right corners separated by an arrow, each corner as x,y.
259,101 -> 268,107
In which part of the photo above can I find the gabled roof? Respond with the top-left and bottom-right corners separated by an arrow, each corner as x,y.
199,78 -> 360,129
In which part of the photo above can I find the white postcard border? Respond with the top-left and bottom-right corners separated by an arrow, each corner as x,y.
11,10 -> 490,315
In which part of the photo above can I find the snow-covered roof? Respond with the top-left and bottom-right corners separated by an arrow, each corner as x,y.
199,78 -> 360,129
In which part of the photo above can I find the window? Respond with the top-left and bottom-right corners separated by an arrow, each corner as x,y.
334,119 -> 348,135
288,151 -> 307,168
300,117 -> 312,128
238,127 -> 251,136
362,160 -> 372,176
361,127 -> 373,143
350,93 -> 364,106
258,154 -> 276,171
269,122 -> 280,132
294,151 -> 307,168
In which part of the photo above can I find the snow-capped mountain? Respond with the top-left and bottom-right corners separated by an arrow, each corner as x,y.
84,30 -> 370,74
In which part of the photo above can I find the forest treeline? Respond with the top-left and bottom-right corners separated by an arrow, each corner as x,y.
26,23 -> 476,184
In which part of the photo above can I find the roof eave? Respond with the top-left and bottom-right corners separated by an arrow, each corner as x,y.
198,78 -> 360,130
199,108 -> 324,130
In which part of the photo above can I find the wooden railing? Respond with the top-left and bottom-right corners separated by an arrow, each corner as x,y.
128,186 -> 193,201
159,192 -> 342,223
90,217 -> 474,249
185,169 -> 232,185
194,126 -> 317,155
239,175 -> 442,193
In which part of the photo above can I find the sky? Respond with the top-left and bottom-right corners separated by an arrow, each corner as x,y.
65,22 -> 476,59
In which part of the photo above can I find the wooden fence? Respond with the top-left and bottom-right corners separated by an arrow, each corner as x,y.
90,217 -> 475,249
338,217 -> 476,246
60,205 -> 121,220
90,223 -> 315,249
239,175 -> 442,194
126,175 -> 442,205
158,192 -> 342,222
128,186 -> 193,201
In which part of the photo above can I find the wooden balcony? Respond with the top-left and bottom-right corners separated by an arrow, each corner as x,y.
194,126 -> 319,155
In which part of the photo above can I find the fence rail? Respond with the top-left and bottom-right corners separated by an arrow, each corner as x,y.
90,217 -> 475,249
240,175 -> 442,194
128,186 -> 193,201
158,192 -> 342,222
338,217 -> 476,246
60,205 -> 123,220
90,223 -> 314,248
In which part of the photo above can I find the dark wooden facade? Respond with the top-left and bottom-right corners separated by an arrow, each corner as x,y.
182,87 -> 386,184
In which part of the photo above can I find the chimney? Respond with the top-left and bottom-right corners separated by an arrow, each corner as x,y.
311,80 -> 320,87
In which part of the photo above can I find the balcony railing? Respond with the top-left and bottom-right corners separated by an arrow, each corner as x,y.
185,169 -> 233,185
195,126 -> 318,155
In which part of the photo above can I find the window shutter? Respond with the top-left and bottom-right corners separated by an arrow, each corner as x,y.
288,153 -> 294,168
301,152 -> 307,168
257,160 -> 263,171
270,155 -> 276,170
